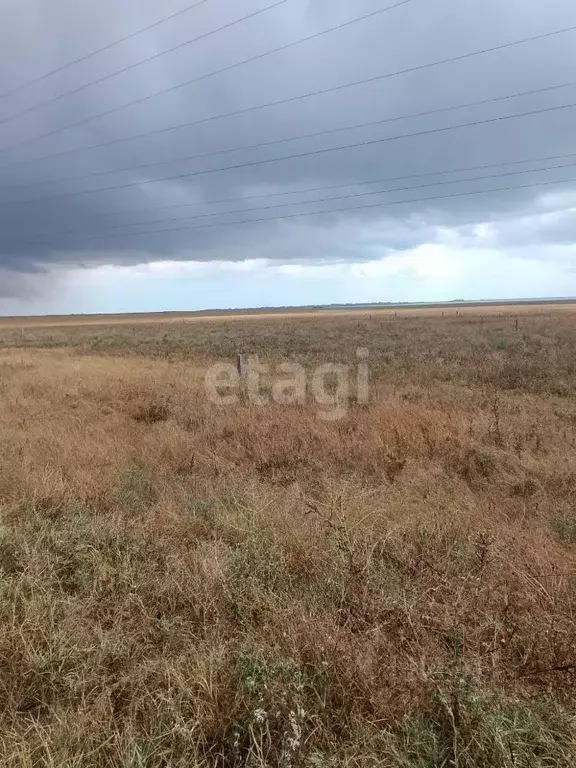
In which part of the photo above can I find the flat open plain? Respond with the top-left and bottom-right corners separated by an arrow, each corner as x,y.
0,305 -> 576,766
2,299 -> 576,328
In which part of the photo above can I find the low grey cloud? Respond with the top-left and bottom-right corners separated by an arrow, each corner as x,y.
0,266 -> 55,299
0,0 -> 575,292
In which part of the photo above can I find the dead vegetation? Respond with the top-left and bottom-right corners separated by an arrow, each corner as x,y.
0,310 -> 575,766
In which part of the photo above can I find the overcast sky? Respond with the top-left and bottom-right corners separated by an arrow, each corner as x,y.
0,0 -> 575,314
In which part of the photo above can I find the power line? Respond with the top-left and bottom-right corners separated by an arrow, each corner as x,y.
4,175 -> 575,248
2,19 -> 575,158
88,160 -> 576,228
75,147 -> 576,218
2,99 -> 575,207
0,0 -> 291,128
0,0 -> 415,144
5,79 -> 576,193
4,148 -> 576,241
7,147 -> 573,237
56,175 -> 576,236
0,0 -> 215,102
6,159 -> 576,246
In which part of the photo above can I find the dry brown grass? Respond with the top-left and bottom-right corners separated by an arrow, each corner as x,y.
1,300 -> 575,329
0,310 -> 576,766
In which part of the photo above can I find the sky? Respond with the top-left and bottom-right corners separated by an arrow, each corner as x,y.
0,0 -> 575,315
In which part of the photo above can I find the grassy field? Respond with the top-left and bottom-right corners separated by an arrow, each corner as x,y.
1,300 -> 576,329
1,307 -> 576,766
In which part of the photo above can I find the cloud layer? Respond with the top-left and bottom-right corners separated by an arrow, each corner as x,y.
0,0 -> 575,303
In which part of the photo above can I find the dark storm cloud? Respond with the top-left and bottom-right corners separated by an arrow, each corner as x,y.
0,0 -> 575,282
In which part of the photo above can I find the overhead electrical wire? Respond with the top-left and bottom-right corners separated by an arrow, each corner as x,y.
0,0 -> 291,126
6,157 -> 576,249
2,6 -> 575,261
0,0 -> 216,102
54,175 -> 576,236
4,145 -> 576,237
0,0 -> 415,146
4,79 -> 576,193
1,19 -> 575,158
1,99 -> 575,207
82,159 -> 576,229
5,148 -> 574,243
4,175 -> 575,249
69,147 -> 576,219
